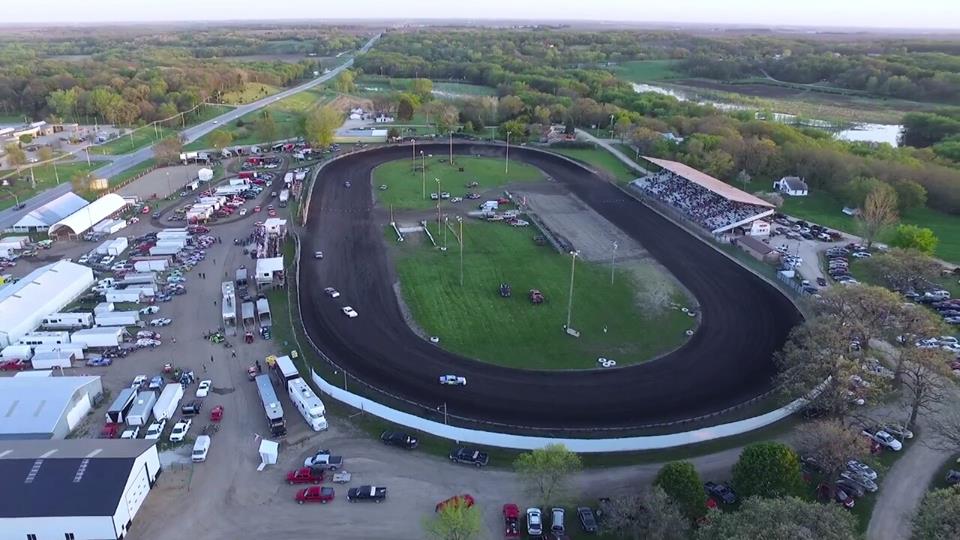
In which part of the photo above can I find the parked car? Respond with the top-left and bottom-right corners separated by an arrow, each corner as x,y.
99,423 -> 121,439
449,447 -> 488,468
862,428 -> 903,451
169,419 -> 192,442
881,423 -> 914,440
503,504 -> 520,538
139,306 -> 160,315
287,467 -> 324,485
840,471 -> 878,493
836,479 -> 865,498
847,460 -> 878,480
181,400 -> 203,416
120,426 -> 140,439
526,507 -> 543,537
196,379 -> 212,398
835,487 -> 856,509
145,419 -> 167,440
296,486 -> 335,504
0,359 -> 27,371
346,485 -> 387,503
148,375 -> 164,390
577,506 -> 599,533
131,375 -> 147,389
704,481 -> 737,504
150,318 -> 172,327
192,435 -> 211,462
86,357 -> 112,367
380,431 -> 418,449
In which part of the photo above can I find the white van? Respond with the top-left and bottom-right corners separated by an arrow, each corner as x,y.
551,507 -> 565,536
192,435 -> 211,462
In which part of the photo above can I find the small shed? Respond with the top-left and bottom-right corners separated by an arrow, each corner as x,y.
735,236 -> 780,263
774,176 -> 809,197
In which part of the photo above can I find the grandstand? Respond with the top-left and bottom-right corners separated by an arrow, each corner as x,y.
631,157 -> 775,234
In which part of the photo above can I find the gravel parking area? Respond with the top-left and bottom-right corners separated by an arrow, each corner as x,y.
118,164 -> 204,201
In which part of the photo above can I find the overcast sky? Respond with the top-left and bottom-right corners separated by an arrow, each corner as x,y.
5,0 -> 957,29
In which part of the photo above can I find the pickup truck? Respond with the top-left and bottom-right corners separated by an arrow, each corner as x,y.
347,485 -> 387,503
449,447 -> 489,468
286,467 -> 324,485
296,486 -> 335,504
303,449 -> 343,471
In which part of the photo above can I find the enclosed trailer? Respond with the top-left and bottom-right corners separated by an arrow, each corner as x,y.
153,383 -> 184,421
70,327 -> 124,348
1,344 -> 34,360
94,302 -> 115,314
94,310 -> 141,327
127,391 -> 157,426
30,351 -> 74,369
133,258 -> 169,272
18,331 -> 70,346
256,298 -> 272,328
106,388 -> 137,424
41,312 -> 94,330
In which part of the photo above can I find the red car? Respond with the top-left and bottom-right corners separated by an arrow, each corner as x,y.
210,405 -> 224,422
503,503 -> 520,537
0,359 -> 27,371
287,467 -> 324,485
253,206 -> 261,213
141,205 -> 151,214
99,423 -> 121,439
436,494 -> 475,513
296,486 -> 335,504
268,209 -> 277,217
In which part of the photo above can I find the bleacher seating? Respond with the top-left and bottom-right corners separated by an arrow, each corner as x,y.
633,171 -> 770,232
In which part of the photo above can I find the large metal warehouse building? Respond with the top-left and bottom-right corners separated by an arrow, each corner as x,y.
11,192 -> 90,233
0,439 -> 160,540
48,193 -> 127,238
0,260 -> 95,347
0,376 -> 103,440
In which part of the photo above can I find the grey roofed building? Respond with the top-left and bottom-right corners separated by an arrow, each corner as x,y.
11,192 -> 90,232
0,439 -> 161,540
0,376 -> 103,440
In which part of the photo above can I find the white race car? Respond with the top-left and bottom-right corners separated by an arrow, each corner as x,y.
439,375 -> 467,386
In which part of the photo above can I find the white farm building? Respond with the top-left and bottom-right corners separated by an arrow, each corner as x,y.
48,193 -> 128,238
0,376 -> 103,440
0,439 -> 160,540
0,260 -> 95,347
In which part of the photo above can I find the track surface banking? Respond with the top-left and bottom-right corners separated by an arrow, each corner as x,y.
300,144 -> 802,430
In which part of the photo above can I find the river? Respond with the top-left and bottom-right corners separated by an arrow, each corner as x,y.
631,83 -> 902,147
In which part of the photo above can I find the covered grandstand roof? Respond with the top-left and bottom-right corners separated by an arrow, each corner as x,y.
12,192 -> 89,230
643,157 -> 775,208
48,193 -> 127,236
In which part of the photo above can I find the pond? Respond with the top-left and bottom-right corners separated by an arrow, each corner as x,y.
631,83 -> 902,147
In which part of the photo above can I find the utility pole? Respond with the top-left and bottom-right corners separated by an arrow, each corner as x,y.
610,241 -> 618,285
443,216 -> 448,249
420,150 -> 425,200
435,178 -> 441,245
566,251 -> 579,331
53,159 -> 60,185
448,131 -> 453,165
412,138 -> 416,166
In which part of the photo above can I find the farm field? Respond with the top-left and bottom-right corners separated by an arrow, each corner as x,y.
0,162 -> 98,210
220,83 -> 280,104
393,221 -> 693,370
358,76 -> 497,97
613,59 -> 682,82
373,155 -> 542,211
779,191 -> 960,264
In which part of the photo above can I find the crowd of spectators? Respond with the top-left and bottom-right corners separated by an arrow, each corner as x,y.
633,172 -> 769,231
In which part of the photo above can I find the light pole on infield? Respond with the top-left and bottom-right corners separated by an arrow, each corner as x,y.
566,250 -> 580,331
505,131 -> 510,174
435,178 -> 441,243
610,241 -> 618,285
457,216 -> 464,286
420,150 -> 425,200
443,216 -> 448,250
448,131 -> 453,165
412,138 -> 416,165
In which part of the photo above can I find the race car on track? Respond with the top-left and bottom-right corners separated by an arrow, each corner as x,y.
439,375 -> 467,386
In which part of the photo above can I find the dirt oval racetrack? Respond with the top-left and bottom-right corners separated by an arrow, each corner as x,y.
299,143 -> 803,431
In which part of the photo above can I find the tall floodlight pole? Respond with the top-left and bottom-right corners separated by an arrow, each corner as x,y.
449,131 -> 453,165
610,241 -> 618,284
420,150 -> 425,200
457,216 -> 464,286
566,250 -> 579,330
412,138 -> 416,165
609,113 -> 615,138
53,159 -> 60,185
435,178 -> 441,243
505,131 -> 510,174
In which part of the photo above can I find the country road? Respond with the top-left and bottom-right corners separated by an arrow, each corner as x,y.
0,32 -> 380,231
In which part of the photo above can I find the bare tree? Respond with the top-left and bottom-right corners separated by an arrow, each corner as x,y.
857,185 -> 899,248
862,248 -> 941,293
794,420 -> 871,498
898,347 -> 951,429
599,488 -> 689,540
928,409 -> 960,455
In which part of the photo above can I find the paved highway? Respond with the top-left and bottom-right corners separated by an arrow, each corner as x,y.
0,33 -> 380,231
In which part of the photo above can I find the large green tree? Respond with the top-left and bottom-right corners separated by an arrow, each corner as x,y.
654,461 -> 707,520
890,224 -> 939,254
209,129 -> 234,150
599,488 -> 689,540
423,500 -> 482,540
303,105 -> 341,148
697,496 -> 858,540
513,443 -> 581,506
731,442 -> 805,500
912,487 -> 960,540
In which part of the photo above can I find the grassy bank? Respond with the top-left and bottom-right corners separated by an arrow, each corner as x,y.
0,162 -> 98,210
221,83 -> 280,104
373,155 -> 542,211
550,146 -> 640,184
393,221 -> 693,369
779,191 -> 960,264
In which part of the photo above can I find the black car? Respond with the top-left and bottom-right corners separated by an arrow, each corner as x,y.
347,485 -> 387,502
577,506 -> 599,533
704,481 -> 737,504
816,277 -> 827,287
180,400 -> 202,416
380,431 -> 418,450
449,447 -> 489,468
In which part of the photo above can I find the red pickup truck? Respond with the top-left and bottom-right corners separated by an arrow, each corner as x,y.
286,467 -> 324,485
296,486 -> 334,504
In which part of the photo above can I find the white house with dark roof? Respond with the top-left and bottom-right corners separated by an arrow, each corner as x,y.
774,176 -> 809,197
0,439 -> 160,540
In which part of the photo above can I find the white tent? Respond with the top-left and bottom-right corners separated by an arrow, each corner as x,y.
258,439 -> 278,471
12,192 -> 89,232
49,193 -> 127,237
0,261 -> 95,347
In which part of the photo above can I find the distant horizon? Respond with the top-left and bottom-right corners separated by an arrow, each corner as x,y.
2,1 -> 957,31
